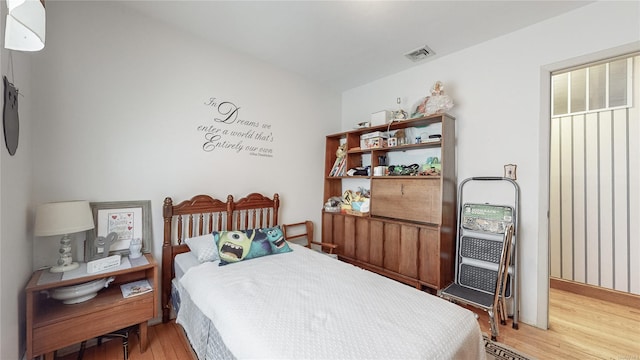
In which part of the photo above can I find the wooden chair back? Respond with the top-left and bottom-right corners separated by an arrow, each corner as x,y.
282,221 -> 337,255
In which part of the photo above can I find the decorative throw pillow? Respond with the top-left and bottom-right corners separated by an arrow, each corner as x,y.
185,233 -> 219,263
214,226 -> 292,265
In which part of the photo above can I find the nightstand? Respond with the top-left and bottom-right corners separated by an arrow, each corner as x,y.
25,254 -> 158,360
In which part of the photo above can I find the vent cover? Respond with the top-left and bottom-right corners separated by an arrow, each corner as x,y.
404,45 -> 435,62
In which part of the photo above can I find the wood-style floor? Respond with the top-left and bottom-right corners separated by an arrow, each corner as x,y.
475,288 -> 640,359
58,288 -> 640,360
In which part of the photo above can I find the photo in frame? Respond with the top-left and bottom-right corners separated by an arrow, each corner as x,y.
85,200 -> 151,260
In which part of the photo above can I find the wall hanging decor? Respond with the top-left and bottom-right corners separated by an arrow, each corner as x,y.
3,76 -> 19,155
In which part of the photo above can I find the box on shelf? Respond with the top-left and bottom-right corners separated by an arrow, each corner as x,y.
360,131 -> 388,149
371,110 -> 393,126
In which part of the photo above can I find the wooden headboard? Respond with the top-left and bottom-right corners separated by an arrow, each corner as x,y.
161,192 -> 279,322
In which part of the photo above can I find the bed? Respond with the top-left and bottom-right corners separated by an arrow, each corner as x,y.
162,192 -> 486,359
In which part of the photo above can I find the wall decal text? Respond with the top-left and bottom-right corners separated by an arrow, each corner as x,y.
198,97 -> 274,157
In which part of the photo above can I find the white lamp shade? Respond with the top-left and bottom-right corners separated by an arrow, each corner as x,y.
4,0 -> 45,51
34,201 -> 94,237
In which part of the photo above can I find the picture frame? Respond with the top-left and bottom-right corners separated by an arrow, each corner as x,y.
85,200 -> 152,260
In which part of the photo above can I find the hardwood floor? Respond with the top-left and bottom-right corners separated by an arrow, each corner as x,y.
474,288 -> 640,359
58,288 -> 639,360
56,320 -> 194,360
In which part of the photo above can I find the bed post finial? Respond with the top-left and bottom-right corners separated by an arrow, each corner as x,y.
273,193 -> 280,225
162,196 -> 174,323
226,195 -> 234,230
163,197 -> 174,248
163,197 -> 173,216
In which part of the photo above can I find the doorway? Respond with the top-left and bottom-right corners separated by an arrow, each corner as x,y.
549,54 -> 639,297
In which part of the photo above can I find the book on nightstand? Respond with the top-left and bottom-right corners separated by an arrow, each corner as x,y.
120,279 -> 152,298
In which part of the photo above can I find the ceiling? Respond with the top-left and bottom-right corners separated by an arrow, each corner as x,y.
118,1 -> 593,92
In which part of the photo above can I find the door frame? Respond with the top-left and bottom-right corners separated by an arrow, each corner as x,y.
538,41 -> 640,329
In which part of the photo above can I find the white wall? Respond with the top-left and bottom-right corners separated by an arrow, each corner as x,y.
31,0 -> 340,269
0,9 -> 36,360
27,0 -> 339,335
4,2 -> 634,358
342,1 -> 640,328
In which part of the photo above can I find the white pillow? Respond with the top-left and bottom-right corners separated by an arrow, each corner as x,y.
184,233 -> 219,263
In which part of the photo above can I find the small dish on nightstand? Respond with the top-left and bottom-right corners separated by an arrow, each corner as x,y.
46,276 -> 115,304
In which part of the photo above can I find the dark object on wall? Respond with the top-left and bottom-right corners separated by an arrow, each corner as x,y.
3,76 -> 19,155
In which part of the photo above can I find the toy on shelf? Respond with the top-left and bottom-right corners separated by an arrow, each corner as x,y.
425,81 -> 454,115
324,196 -> 343,212
329,144 -> 347,177
411,81 -> 454,118
341,188 -> 370,215
420,157 -> 441,176
393,97 -> 408,120
388,164 -> 420,176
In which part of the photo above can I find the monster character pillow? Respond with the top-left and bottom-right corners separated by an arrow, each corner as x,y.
214,226 -> 292,266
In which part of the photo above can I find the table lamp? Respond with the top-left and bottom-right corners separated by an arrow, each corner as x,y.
34,200 -> 94,273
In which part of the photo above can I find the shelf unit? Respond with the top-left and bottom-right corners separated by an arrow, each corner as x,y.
322,113 -> 456,291
25,254 -> 158,359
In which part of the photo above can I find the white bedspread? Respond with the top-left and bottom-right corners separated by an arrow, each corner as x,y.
180,243 -> 485,360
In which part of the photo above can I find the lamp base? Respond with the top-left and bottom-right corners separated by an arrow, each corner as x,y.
49,262 -> 79,273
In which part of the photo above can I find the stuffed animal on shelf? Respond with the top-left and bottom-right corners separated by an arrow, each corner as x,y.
340,188 -> 371,213
336,143 -> 347,158
329,144 -> 348,177
425,81 -> 454,115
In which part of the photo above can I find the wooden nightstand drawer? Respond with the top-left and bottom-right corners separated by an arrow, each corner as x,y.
32,293 -> 153,355
26,254 -> 158,359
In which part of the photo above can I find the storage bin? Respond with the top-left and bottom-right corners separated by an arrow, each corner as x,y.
371,110 -> 393,126
360,131 -> 389,149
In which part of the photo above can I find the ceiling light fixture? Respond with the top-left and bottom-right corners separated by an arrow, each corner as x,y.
4,0 -> 46,51
404,45 -> 435,62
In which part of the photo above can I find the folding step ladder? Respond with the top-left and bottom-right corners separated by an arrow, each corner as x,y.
440,177 -> 519,341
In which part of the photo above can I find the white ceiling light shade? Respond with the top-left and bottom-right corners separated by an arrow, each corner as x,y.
4,0 -> 45,51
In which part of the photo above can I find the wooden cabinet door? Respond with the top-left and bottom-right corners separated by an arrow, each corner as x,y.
398,225 -> 419,278
370,178 -> 442,224
343,216 -> 356,258
355,217 -> 370,263
383,223 -> 419,279
322,212 -> 333,245
369,220 -> 384,267
418,226 -> 441,287
383,223 -> 400,272
323,213 -> 346,256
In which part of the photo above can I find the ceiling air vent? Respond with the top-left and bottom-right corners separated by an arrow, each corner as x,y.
404,45 -> 435,62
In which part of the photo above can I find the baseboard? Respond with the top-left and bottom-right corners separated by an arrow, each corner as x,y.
550,277 -> 640,309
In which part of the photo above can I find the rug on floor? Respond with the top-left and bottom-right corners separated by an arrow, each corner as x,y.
484,335 -> 533,360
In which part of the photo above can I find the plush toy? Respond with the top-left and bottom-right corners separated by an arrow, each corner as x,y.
425,81 -> 454,115
342,188 -> 371,213
329,144 -> 348,177
324,196 -> 343,212
336,143 -> 347,158
393,129 -> 406,145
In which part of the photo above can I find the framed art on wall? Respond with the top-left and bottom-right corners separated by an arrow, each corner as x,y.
85,200 -> 151,260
